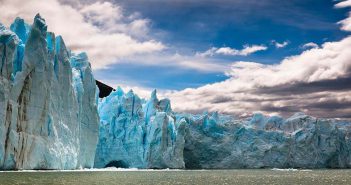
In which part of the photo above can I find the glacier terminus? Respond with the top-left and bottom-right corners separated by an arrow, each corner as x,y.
1,15 -> 351,170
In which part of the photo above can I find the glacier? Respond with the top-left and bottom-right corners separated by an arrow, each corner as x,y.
182,112 -> 351,169
0,15 -> 99,170
1,14 -> 351,170
96,88 -> 351,169
94,88 -> 185,169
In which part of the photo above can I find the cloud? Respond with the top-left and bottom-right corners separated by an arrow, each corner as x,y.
78,2 -> 151,39
0,0 -> 238,73
302,42 -> 319,49
272,40 -> 289,48
0,0 -> 165,69
173,58 -> 228,72
197,45 -> 268,57
335,0 -> 351,8
255,76 -> 351,95
166,2 -> 351,119
195,47 -> 218,57
113,52 -> 229,73
336,0 -> 351,31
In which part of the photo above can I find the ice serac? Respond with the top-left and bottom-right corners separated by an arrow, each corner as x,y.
144,90 -> 185,168
71,52 -> 99,168
95,89 -> 185,169
0,15 -> 99,170
94,88 -> 145,168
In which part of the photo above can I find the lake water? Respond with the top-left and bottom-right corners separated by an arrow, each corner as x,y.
0,169 -> 351,185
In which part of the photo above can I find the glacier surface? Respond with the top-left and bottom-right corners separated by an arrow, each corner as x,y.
0,15 -> 99,170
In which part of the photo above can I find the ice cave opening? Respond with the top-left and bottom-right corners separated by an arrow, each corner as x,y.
105,160 -> 129,168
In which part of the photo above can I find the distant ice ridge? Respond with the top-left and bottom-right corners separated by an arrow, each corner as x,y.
95,89 -> 185,169
0,15 -> 99,170
97,88 -> 351,169
183,112 -> 351,169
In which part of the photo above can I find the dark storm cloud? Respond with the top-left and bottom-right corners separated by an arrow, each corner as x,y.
194,76 -> 351,119
259,105 -> 300,114
304,109 -> 351,119
210,96 -> 233,104
211,96 -> 299,104
304,100 -> 351,110
255,76 -> 351,95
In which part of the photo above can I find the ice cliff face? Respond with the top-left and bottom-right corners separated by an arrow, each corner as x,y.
0,15 -> 99,170
1,14 -> 350,170
97,88 -> 351,169
94,89 -> 185,169
183,112 -> 351,169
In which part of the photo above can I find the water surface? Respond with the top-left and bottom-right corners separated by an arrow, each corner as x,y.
1,169 -> 351,185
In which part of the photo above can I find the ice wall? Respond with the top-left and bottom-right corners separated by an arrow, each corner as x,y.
94,89 -> 185,169
96,87 -> 351,169
183,112 -> 351,169
0,15 -> 99,170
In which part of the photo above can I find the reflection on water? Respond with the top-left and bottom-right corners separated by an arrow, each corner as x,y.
0,169 -> 351,185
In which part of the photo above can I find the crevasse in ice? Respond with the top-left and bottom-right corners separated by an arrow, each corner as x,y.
0,14 -> 99,170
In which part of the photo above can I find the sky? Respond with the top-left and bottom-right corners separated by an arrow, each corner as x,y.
0,0 -> 351,119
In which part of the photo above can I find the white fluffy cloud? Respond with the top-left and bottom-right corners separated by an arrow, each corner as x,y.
302,42 -> 319,49
336,0 -> 351,31
335,0 -> 351,8
197,45 -> 268,57
168,35 -> 351,117
0,0 -> 165,69
166,1 -> 351,119
272,40 -> 289,48
79,2 -> 151,39
0,0 -> 234,73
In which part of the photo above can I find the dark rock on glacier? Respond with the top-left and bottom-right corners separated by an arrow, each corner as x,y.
96,80 -> 115,98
